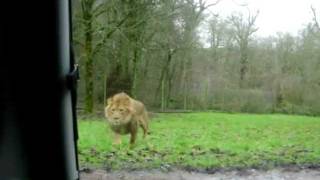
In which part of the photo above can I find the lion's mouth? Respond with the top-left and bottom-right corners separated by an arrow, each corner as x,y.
110,121 -> 121,126
109,120 -> 127,126
108,115 -> 132,126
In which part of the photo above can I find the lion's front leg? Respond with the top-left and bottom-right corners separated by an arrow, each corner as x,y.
113,132 -> 122,145
129,131 -> 137,146
129,120 -> 138,148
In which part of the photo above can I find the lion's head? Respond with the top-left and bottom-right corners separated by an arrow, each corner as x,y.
105,92 -> 135,126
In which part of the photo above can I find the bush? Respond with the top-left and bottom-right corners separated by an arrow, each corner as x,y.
210,89 -> 273,114
239,89 -> 273,113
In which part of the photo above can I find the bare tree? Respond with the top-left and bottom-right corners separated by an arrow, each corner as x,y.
229,10 -> 259,88
180,0 -> 221,109
77,0 -> 128,113
311,6 -> 320,31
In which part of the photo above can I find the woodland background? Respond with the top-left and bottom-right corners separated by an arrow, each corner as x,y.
72,0 -> 320,115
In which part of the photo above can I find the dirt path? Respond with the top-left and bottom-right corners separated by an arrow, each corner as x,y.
80,168 -> 320,180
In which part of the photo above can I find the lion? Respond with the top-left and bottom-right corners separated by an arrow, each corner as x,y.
104,92 -> 149,147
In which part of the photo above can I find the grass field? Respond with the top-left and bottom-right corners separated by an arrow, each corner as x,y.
78,112 -> 320,171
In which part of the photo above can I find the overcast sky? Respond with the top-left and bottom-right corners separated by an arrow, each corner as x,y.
205,0 -> 320,37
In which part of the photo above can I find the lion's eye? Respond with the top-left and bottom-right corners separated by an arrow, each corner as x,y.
119,108 -> 124,112
111,108 -> 115,112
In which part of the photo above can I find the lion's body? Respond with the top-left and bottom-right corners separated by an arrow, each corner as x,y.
105,92 -> 149,146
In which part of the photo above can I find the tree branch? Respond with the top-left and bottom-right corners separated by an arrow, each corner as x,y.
203,0 -> 221,9
92,15 -> 130,57
73,38 -> 85,48
311,6 -> 320,31
92,2 -> 108,18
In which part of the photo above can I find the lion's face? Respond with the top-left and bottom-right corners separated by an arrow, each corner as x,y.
105,105 -> 132,126
105,93 -> 133,126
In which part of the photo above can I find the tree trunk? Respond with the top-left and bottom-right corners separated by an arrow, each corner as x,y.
155,49 -> 173,104
204,76 -> 209,110
239,42 -> 248,88
120,37 -> 130,77
103,73 -> 107,108
183,87 -> 188,110
84,16 -> 94,113
166,79 -> 172,109
131,46 -> 140,98
84,56 -> 93,113
166,64 -> 176,109
182,61 -> 188,110
183,56 -> 193,110
161,74 -> 166,111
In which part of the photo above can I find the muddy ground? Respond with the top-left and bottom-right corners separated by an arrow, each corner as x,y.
80,167 -> 320,180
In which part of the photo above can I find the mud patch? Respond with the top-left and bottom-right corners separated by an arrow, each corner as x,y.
80,167 -> 320,180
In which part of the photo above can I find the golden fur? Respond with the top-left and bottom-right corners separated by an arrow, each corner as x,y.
105,92 -> 149,146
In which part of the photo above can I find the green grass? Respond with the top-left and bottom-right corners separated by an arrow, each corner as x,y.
78,112 -> 320,170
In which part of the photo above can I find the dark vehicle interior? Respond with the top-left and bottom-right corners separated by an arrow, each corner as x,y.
0,1 -> 79,179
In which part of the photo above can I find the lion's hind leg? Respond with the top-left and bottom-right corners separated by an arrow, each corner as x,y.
139,112 -> 149,138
